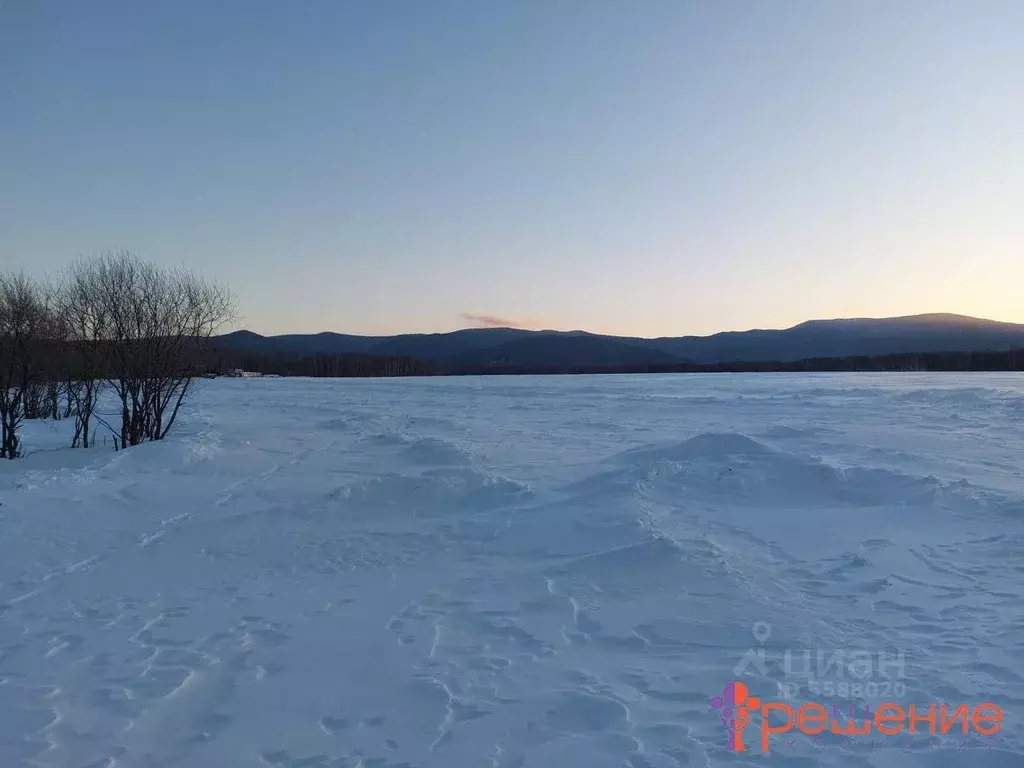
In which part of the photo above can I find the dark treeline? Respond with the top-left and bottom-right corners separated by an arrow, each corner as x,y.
447,348 -> 1024,375
666,349 -> 1024,373
208,350 -> 436,377
210,347 -> 1024,378
448,349 -> 1024,375
726,349 -> 1024,373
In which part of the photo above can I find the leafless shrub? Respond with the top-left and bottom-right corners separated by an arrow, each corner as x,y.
54,258 -> 109,447
1,252 -> 233,460
84,251 -> 235,447
1,252 -> 234,458
0,272 -> 57,458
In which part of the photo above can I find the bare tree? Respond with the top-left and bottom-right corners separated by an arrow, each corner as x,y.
22,381 -> 47,420
55,259 -> 109,448
86,251 -> 234,448
0,273 -> 56,458
145,268 -> 235,440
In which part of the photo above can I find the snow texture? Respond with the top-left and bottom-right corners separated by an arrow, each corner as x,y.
1,373 -> 1022,767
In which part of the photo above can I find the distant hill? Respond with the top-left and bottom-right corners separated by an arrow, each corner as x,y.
369,327 -> 536,359
212,313 -> 1024,371
214,330 -> 385,356
639,313 -> 1024,363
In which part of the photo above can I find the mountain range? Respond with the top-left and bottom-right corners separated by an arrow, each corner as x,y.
213,313 -> 1024,371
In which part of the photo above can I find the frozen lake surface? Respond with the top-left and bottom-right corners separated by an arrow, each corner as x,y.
1,374 -> 1022,767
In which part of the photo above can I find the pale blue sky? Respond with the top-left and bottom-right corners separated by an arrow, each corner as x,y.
3,1 -> 1022,337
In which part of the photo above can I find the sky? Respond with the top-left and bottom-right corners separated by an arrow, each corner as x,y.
2,1 -> 1022,338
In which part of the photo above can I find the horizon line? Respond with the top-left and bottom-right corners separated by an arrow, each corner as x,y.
226,311 -> 1015,340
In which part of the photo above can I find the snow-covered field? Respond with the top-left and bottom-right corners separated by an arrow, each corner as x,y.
1,374 -> 1022,767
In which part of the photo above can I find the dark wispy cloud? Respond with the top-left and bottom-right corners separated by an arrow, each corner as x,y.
459,312 -> 531,329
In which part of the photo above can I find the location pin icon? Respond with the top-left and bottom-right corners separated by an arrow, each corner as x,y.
752,621 -> 772,644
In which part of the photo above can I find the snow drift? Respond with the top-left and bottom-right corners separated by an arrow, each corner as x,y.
1,373 -> 1022,767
